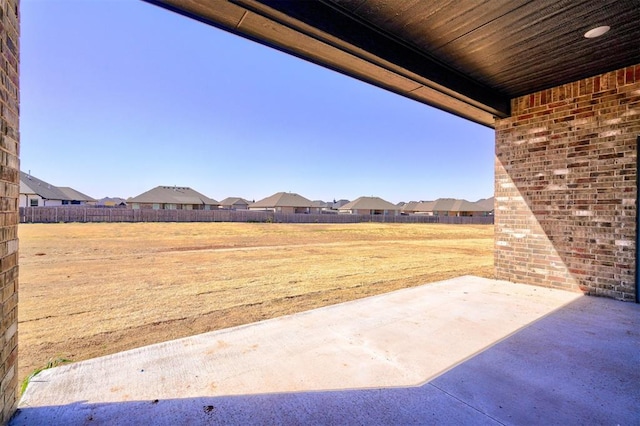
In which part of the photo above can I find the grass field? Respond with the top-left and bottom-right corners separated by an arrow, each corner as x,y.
18,222 -> 494,383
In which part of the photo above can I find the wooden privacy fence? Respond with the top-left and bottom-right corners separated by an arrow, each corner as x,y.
19,207 -> 494,225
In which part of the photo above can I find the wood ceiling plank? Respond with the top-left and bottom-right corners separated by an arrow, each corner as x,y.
144,0 -> 640,122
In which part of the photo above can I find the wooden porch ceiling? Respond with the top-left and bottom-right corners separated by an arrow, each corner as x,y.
143,0 -> 640,128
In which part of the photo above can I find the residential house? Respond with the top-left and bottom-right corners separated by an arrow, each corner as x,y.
312,200 -> 330,210
331,199 -> 350,210
414,198 -> 493,217
249,192 -> 319,214
399,201 -> 420,215
57,187 -> 97,206
310,199 -> 351,213
19,171 -> 96,207
127,186 -> 219,210
219,197 -> 251,210
97,197 -> 127,208
338,196 -> 400,215
314,200 -> 347,214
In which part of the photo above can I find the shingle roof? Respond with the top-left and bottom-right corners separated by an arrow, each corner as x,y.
339,196 -> 399,211
20,171 -> 91,201
400,201 -> 420,212
312,200 -> 330,208
415,201 -> 436,212
220,197 -> 250,206
332,199 -> 350,209
128,186 -> 219,205
250,192 -> 314,208
58,187 -> 96,202
474,197 -> 495,211
98,197 -> 127,206
415,198 -> 493,213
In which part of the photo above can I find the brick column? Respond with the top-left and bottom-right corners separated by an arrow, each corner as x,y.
0,0 -> 19,421
495,65 -> 640,301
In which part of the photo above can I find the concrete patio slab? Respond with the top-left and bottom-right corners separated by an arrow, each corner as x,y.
11,276 -> 640,425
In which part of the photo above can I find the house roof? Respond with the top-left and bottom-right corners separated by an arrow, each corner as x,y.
220,197 -> 251,206
339,196 -> 399,211
416,198 -> 493,213
20,171 -> 93,201
400,201 -> 420,212
58,187 -> 96,202
21,171 -> 66,200
250,192 -> 314,208
474,197 -> 495,211
415,201 -> 437,212
128,186 -> 219,205
312,200 -> 331,208
441,199 -> 482,212
146,1 -> 640,127
331,199 -> 350,209
98,197 -> 127,206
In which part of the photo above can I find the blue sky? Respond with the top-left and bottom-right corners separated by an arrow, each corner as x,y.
21,0 -> 494,204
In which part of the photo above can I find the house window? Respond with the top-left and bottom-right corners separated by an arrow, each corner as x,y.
164,204 -> 177,210
131,203 -> 140,210
62,200 -> 69,205
152,203 -> 160,210
30,199 -> 38,207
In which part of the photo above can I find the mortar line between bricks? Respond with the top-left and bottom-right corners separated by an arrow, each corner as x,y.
427,382 -> 507,426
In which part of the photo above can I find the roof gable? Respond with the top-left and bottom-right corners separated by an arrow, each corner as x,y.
220,197 -> 251,206
250,192 -> 314,208
128,186 -> 219,205
340,196 -> 399,211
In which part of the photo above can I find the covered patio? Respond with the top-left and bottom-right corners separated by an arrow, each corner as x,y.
13,276 -> 640,424
0,0 -> 638,422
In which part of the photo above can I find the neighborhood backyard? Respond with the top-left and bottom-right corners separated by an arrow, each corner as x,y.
18,222 -> 493,384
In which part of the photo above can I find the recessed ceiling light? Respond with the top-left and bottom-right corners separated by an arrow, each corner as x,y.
584,26 -> 610,38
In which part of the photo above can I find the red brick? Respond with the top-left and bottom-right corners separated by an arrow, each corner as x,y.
0,1 -> 19,422
625,67 -> 635,84
496,64 -> 639,301
594,76 -> 601,92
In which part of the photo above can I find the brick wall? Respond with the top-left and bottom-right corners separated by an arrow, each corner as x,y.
0,0 -> 19,421
495,64 -> 640,301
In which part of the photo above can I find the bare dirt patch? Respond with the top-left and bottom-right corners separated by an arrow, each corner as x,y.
18,222 -> 493,382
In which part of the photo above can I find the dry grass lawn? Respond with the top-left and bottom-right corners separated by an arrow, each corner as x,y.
18,222 -> 493,383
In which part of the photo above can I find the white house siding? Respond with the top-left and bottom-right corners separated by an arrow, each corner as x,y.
21,195 -> 92,208
20,194 -> 40,207
20,197 -> 63,207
